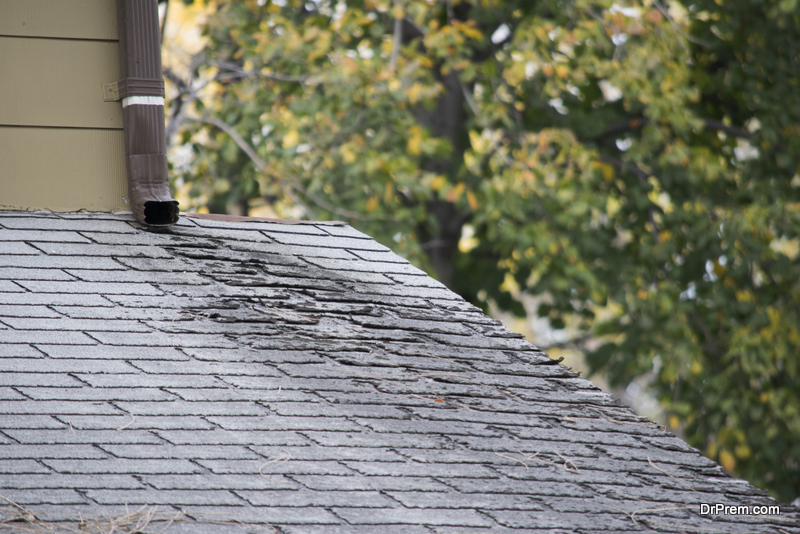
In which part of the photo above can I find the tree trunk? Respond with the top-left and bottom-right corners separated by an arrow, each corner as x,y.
415,69 -> 470,288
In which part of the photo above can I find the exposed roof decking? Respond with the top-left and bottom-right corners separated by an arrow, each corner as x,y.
0,211 -> 797,533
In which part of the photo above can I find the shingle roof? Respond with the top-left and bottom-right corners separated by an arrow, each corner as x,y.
0,210 -> 798,534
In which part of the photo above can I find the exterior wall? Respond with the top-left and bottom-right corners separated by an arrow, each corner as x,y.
0,0 -> 128,212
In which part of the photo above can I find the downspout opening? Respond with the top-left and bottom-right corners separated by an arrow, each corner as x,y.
144,200 -> 180,226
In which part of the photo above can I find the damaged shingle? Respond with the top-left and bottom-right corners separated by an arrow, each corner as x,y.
0,211 -> 798,534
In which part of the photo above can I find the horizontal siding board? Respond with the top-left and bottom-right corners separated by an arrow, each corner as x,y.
0,36 -> 122,129
0,0 -> 117,40
0,127 -> 127,212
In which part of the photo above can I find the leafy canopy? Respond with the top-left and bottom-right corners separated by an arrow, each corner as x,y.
166,0 -> 800,501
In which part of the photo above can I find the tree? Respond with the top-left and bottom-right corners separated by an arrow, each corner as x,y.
164,0 -> 800,501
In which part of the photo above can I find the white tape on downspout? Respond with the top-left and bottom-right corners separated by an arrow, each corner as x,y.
122,96 -> 165,108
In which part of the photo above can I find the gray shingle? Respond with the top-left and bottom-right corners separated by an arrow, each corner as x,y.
237,489 -> 394,507
99,444 -> 263,460
1,212 -> 796,534
85,489 -> 244,505
269,232 -> 391,251
2,317 -> 151,331
65,268 -> 209,284
58,415 -> 216,431
0,444 -> 110,459
0,401 -> 124,415
0,292 -> 114,306
0,280 -> 24,292
0,217 -> 136,233
287,475 -> 452,492
28,242 -> 173,257
129,360 -> 283,376
16,387 -> 177,402
43,459 -> 206,474
153,429 -> 308,446
331,507 -> 495,527
0,460 -> 54,474
1,474 -> 143,489
86,331 -> 238,348
0,489 -> 89,505
0,373 -> 85,387
0,229 -> 91,242
180,505 -> 343,525
36,344 -> 189,360
386,491 -> 543,510
0,304 -> 63,318
141,474 -> 300,490
75,374 -> 227,389
15,280 -> 163,295
0,267 -> 76,281
0,241 -> 41,255
0,254 -> 126,269
3,358 -> 136,374
188,216 -> 328,235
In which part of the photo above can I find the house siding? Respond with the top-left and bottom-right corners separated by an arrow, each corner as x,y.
0,0 -> 127,212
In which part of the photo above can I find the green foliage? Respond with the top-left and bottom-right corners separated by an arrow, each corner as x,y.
168,0 -> 800,501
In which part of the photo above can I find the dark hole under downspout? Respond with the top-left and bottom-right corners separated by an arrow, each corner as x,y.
116,0 -> 179,226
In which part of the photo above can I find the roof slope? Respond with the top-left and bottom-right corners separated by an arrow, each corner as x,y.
0,210 -> 797,534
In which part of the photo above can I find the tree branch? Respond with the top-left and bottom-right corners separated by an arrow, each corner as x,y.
701,118 -> 751,140
186,117 -> 389,222
599,154 -> 660,243
389,6 -> 403,75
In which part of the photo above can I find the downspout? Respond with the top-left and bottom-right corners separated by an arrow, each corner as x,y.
116,0 -> 179,225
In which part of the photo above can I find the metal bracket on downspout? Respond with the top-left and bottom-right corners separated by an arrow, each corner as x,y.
116,0 -> 179,226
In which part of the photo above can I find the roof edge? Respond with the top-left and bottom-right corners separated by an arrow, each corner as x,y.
184,212 -> 347,226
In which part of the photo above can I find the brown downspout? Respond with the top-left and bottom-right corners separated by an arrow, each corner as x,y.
116,0 -> 179,225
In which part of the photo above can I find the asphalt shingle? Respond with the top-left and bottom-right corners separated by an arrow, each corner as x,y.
0,211 -> 797,534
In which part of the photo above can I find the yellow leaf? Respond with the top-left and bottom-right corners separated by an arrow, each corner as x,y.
668,415 -> 680,429
719,449 -> 736,472
407,126 -> 422,156
407,83 -> 422,104
734,444 -> 751,459
691,360 -> 702,375
600,163 -> 614,181
340,144 -> 357,164
500,271 -> 520,294
391,4 -> 404,19
431,175 -> 447,192
469,130 -> 486,153
366,196 -> 379,213
446,182 -> 465,203
606,197 -> 621,217
466,190 -> 478,211
461,25 -> 483,41
282,129 -> 300,148
555,64 -> 569,79
644,8 -> 664,24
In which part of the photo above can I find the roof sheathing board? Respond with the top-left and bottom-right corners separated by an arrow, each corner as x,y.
0,211 -> 798,533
